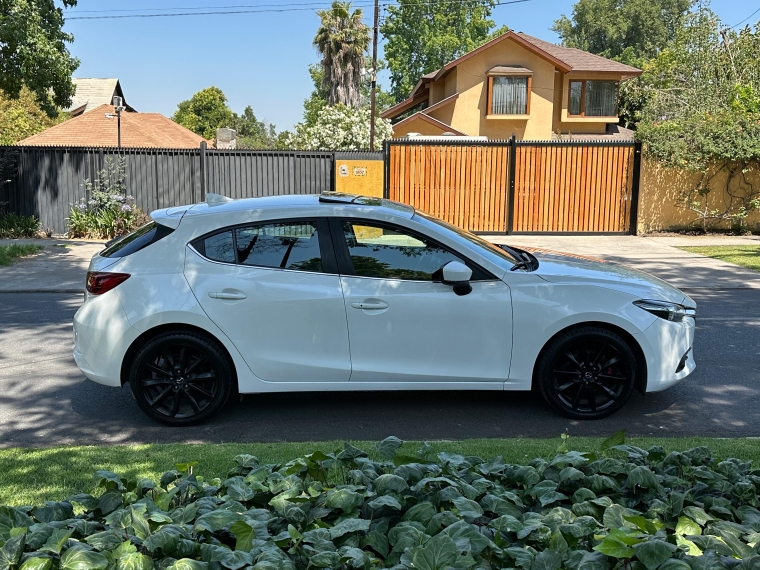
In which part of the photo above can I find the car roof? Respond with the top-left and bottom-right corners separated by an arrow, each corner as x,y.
180,193 -> 415,219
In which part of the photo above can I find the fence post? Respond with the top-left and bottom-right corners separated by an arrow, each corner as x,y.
629,141 -> 642,235
199,141 -> 207,200
506,135 -> 517,234
383,140 -> 390,199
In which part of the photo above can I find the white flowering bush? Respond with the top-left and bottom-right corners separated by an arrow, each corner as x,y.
68,157 -> 150,239
287,104 -> 393,150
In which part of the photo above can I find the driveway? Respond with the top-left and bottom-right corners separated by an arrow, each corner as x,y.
0,235 -> 758,446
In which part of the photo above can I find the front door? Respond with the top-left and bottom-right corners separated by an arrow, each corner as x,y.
334,219 -> 512,383
184,218 -> 351,382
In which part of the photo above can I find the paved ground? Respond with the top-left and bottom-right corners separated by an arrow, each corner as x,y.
0,235 -> 758,446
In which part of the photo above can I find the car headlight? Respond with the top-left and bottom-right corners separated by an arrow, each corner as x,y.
633,299 -> 696,322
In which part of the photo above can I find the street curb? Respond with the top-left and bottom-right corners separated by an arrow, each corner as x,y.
0,289 -> 84,294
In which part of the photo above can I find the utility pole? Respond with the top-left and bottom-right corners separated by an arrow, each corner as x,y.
369,0 -> 379,151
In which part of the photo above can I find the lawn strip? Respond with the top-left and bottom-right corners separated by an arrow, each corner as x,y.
2,437 -> 759,506
0,243 -> 44,266
679,245 -> 760,272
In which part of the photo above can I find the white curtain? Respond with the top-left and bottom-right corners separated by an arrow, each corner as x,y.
492,76 -> 528,114
585,81 -> 617,116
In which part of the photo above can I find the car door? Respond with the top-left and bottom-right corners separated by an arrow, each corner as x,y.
333,218 -> 512,383
184,218 -> 351,382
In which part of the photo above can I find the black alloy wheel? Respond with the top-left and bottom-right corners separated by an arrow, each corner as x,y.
129,331 -> 233,426
536,327 -> 637,420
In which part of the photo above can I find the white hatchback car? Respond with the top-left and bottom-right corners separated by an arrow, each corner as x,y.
73,193 -> 696,426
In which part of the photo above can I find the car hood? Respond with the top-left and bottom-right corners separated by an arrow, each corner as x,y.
521,247 -> 691,305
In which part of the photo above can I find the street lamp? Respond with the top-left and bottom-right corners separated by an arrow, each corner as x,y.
112,96 -> 126,151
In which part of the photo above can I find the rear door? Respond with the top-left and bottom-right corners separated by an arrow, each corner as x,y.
333,218 -> 512,383
184,218 -> 351,382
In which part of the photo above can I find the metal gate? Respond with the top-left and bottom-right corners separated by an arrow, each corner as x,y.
384,137 -> 641,235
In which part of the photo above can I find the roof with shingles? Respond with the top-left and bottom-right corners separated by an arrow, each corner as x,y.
515,33 -> 641,74
17,105 -> 207,148
64,78 -> 134,114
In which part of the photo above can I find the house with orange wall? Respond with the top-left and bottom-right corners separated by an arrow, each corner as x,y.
381,31 -> 642,141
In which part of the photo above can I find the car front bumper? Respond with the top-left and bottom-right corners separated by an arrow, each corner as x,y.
634,315 -> 696,392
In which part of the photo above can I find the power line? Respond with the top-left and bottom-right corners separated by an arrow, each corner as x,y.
66,0 -> 530,20
730,6 -> 760,29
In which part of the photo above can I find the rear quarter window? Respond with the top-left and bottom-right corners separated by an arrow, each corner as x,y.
101,222 -> 175,258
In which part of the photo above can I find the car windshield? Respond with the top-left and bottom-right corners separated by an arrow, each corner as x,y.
415,211 -> 520,265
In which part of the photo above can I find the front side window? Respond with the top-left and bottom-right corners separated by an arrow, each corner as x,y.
490,76 -> 530,115
235,222 -> 322,272
342,222 -> 460,281
568,80 -> 618,116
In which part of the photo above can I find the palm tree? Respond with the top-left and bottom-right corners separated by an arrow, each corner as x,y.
314,2 -> 370,108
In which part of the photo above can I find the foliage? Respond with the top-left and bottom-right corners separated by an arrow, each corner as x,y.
0,87 -> 68,145
381,0 -> 499,103
679,246 -> 760,270
287,104 -> 392,150
4,434 -> 760,570
635,10 -> 760,230
232,107 -> 288,150
0,243 -> 43,266
551,0 -> 692,63
67,157 -> 149,239
0,213 -> 40,238
314,2 -> 370,108
172,87 -> 235,141
0,0 -> 79,116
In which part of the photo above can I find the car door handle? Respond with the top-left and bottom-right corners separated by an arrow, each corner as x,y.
351,301 -> 389,310
208,291 -> 247,300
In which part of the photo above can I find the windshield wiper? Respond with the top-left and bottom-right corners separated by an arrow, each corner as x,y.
510,260 -> 529,271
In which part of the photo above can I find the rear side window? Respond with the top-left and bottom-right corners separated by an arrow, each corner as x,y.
202,231 -> 235,263
101,222 -> 174,258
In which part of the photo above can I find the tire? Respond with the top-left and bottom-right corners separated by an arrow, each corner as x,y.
128,331 -> 233,426
536,326 -> 637,420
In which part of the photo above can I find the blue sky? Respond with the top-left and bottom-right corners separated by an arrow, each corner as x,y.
62,0 -> 755,131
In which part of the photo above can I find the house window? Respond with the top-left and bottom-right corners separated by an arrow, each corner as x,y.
488,76 -> 531,115
568,80 -> 618,117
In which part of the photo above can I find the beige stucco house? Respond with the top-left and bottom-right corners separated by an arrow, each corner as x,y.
382,32 -> 642,141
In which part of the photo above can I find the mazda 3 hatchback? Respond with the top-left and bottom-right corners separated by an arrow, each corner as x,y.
73,193 -> 696,425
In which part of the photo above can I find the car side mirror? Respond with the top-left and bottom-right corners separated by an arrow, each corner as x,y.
439,261 -> 472,296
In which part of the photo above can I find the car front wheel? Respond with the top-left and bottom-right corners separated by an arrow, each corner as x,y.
536,326 -> 637,420
128,331 -> 233,426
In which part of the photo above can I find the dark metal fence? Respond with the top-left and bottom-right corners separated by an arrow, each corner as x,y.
0,145 -> 355,234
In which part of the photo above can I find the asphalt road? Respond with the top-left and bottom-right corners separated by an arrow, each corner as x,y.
0,289 -> 758,447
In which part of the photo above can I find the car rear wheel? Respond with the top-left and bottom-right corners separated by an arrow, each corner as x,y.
536,326 -> 637,420
128,331 -> 233,426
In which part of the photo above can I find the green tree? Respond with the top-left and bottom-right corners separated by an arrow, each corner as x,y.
552,0 -> 692,64
172,87 -> 234,140
314,1 -> 370,108
0,0 -> 80,116
381,0 -> 499,102
0,86 -> 67,145
636,11 -> 760,230
232,106 -> 285,149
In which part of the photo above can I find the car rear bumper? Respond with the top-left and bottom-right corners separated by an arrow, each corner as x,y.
635,315 -> 696,392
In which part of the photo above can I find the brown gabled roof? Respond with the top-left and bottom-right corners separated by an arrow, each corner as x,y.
380,88 -> 429,119
17,104 -> 208,148
409,31 -> 641,97
383,91 -> 460,121
391,112 -> 467,136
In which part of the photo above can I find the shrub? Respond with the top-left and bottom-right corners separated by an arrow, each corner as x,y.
0,213 -> 40,238
4,433 -> 760,570
67,157 -> 150,240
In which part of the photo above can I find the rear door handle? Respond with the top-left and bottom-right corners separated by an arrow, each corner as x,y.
209,291 -> 247,300
351,301 -> 389,310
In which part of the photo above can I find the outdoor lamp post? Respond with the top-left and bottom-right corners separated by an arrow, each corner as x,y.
112,96 -> 126,151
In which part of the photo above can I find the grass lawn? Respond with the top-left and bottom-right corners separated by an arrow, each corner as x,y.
679,245 -> 760,272
4,437 -> 760,506
0,243 -> 44,266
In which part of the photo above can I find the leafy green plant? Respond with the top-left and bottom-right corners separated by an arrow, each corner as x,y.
0,244 -> 43,266
3,433 -> 760,570
0,213 -> 40,238
67,157 -> 150,240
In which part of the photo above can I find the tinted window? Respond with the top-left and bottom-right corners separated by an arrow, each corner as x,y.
204,231 -> 235,263
343,222 -> 460,280
101,222 -> 174,258
235,222 -> 322,272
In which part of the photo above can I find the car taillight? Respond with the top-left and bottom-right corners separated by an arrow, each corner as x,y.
86,271 -> 130,295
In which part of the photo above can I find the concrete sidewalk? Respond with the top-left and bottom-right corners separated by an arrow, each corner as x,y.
488,234 -> 760,290
0,239 -> 104,292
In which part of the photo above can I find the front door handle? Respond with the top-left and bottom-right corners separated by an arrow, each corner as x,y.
351,301 -> 389,310
209,291 -> 247,300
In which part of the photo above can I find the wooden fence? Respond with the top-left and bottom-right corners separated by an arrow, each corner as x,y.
385,138 -> 641,235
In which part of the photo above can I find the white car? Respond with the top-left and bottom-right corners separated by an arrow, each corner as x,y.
73,193 -> 696,426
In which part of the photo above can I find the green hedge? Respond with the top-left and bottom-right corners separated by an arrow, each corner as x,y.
2,434 -> 759,570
